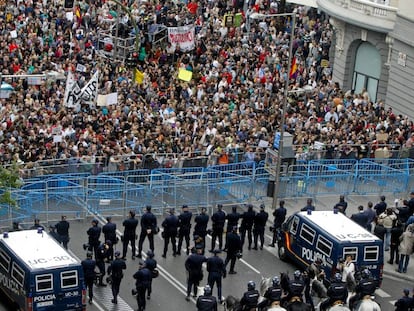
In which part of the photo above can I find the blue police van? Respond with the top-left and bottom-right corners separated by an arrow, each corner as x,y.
0,230 -> 86,310
278,211 -> 384,284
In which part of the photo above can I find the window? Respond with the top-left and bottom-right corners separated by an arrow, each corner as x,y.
364,246 -> 379,261
61,270 -> 78,288
316,235 -> 333,257
11,263 -> 24,287
0,250 -> 10,272
343,247 -> 358,261
290,216 -> 299,235
36,274 -> 53,292
300,224 -> 315,245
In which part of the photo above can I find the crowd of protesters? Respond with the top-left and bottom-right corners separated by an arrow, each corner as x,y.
0,0 -> 414,175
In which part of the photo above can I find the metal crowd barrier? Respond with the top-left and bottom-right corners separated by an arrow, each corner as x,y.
1,158 -> 414,230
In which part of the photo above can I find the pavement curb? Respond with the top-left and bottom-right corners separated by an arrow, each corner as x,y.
383,263 -> 414,282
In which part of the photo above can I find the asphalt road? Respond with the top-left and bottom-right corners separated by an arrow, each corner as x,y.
1,198 -> 412,311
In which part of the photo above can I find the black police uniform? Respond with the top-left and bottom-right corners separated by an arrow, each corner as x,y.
55,218 -> 70,249
162,212 -> 179,257
206,252 -> 226,303
87,223 -> 101,258
102,219 -> 117,261
225,208 -> 241,233
177,209 -> 193,255
349,277 -> 377,308
320,281 -> 348,311
107,257 -> 126,303
144,256 -> 157,298
240,207 -> 256,250
394,294 -> 413,311
270,205 -> 287,246
210,208 -> 226,251
224,230 -> 242,274
122,214 -> 138,259
185,251 -> 207,298
253,209 -> 268,250
240,289 -> 260,311
96,243 -> 110,285
133,265 -> 152,311
287,277 -> 305,301
196,294 -> 218,311
194,210 -> 209,254
264,284 -> 282,303
138,208 -> 157,256
81,256 -> 96,303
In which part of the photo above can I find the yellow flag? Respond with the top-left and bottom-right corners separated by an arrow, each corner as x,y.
134,68 -> 144,84
178,68 -> 192,82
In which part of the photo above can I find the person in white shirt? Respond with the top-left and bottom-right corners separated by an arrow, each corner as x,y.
340,255 -> 355,290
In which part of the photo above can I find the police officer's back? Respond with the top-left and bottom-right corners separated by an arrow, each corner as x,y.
210,204 -> 226,251
288,270 -> 305,301
103,216 -> 117,246
55,215 -> 70,249
81,251 -> 96,304
320,273 -> 348,311
226,206 -> 241,232
264,276 -> 283,304
197,285 -> 218,311
194,207 -> 209,238
122,210 -> 139,259
178,204 -> 193,255
356,269 -> 376,297
253,204 -> 268,250
240,281 -> 260,311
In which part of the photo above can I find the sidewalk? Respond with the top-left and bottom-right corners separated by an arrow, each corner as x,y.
251,193 -> 414,283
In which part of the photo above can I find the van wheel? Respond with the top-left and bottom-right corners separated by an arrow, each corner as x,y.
278,244 -> 288,261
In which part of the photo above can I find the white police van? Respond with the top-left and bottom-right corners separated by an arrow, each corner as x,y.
278,211 -> 384,284
0,230 -> 86,310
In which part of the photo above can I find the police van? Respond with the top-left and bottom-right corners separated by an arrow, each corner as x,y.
278,211 -> 383,284
0,229 -> 86,310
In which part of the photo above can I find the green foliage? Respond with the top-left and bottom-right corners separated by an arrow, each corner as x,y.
0,162 -> 23,207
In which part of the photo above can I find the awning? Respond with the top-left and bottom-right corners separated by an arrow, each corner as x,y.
287,0 -> 318,8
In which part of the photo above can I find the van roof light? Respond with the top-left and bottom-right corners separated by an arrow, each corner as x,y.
3,232 -> 8,238
307,209 -> 312,215
37,228 -> 43,234
333,208 -> 338,214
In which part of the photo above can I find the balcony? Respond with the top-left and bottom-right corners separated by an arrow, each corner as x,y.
316,0 -> 398,32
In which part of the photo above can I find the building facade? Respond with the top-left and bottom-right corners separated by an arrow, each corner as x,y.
316,0 -> 414,119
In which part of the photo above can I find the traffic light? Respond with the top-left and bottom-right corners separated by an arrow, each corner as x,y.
125,52 -> 139,68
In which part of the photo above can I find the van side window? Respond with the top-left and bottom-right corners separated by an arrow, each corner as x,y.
364,246 -> 379,261
11,262 -> 24,287
316,235 -> 333,257
36,274 -> 53,292
290,216 -> 299,235
300,223 -> 315,245
61,270 -> 78,288
0,250 -> 10,272
343,247 -> 358,261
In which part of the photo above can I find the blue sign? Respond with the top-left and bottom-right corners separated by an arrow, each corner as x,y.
273,132 -> 281,150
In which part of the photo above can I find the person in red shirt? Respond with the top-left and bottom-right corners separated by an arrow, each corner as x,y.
187,0 -> 198,15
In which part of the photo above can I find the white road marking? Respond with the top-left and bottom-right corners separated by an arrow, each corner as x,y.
375,288 -> 391,298
389,300 -> 396,305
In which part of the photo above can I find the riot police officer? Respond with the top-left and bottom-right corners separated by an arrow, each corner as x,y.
144,250 -> 157,300
122,210 -> 138,260
207,249 -> 226,304
185,245 -> 207,301
96,240 -> 111,286
162,208 -> 179,258
177,205 -> 193,255
107,251 -> 126,304
261,276 -> 283,308
320,273 -> 348,311
138,205 -> 157,258
240,281 -> 260,311
224,226 -> 242,275
287,270 -> 305,302
253,204 -> 268,250
81,251 -> 96,304
133,260 -> 152,311
240,204 -> 256,250
196,285 -> 218,311
194,207 -> 209,254
102,216 -> 117,261
349,269 -> 377,310
87,219 -> 101,258
55,215 -> 70,249
210,204 -> 226,252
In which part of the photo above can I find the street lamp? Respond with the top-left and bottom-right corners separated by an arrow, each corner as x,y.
249,11 -> 296,209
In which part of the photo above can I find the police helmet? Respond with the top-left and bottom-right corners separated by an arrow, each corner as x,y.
334,273 -> 342,282
247,280 -> 256,291
361,269 -> 371,279
272,276 -> 280,286
204,285 -> 212,296
294,270 -> 301,280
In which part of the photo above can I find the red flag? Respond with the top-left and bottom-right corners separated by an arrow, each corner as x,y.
289,57 -> 298,79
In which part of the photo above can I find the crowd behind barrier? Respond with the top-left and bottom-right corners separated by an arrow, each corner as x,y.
1,0 -> 414,183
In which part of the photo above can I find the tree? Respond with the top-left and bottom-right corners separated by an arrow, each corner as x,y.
0,162 -> 23,208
